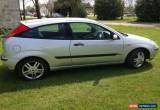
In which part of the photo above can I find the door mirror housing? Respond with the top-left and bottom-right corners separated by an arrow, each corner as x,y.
112,34 -> 119,40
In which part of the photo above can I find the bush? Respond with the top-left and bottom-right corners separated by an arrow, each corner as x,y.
135,0 -> 160,22
0,28 -> 9,38
75,5 -> 87,18
94,0 -> 124,20
54,0 -> 87,18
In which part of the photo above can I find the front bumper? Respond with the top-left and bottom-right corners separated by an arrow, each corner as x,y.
150,47 -> 159,59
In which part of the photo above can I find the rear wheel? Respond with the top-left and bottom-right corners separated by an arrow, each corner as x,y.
16,58 -> 49,80
126,49 -> 146,68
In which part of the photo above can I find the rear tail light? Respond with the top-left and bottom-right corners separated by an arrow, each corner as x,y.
6,24 -> 29,39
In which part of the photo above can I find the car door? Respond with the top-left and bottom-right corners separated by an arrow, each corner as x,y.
19,23 -> 72,67
69,22 -> 124,65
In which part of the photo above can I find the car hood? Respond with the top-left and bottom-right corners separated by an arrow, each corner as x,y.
124,33 -> 153,44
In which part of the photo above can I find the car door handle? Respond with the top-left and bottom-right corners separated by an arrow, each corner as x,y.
74,43 -> 84,46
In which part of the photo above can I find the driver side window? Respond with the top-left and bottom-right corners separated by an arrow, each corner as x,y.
91,24 -> 113,40
70,22 -> 114,40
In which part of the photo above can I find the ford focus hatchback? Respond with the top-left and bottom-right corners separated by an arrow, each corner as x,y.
1,18 -> 159,80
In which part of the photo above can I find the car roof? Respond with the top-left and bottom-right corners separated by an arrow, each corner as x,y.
21,18 -> 98,28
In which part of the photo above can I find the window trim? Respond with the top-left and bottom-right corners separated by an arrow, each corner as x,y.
15,23 -> 71,40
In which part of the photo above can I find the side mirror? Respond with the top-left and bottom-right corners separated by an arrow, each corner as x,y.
112,34 -> 118,40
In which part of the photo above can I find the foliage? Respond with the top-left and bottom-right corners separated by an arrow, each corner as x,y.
135,0 -> 160,22
75,5 -> 87,18
0,28 -> 10,38
54,0 -> 87,17
87,15 -> 97,20
26,6 -> 35,13
54,0 -> 70,17
94,0 -> 124,20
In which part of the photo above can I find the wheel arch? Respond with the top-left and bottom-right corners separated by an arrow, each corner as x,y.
15,56 -> 50,71
125,47 -> 150,62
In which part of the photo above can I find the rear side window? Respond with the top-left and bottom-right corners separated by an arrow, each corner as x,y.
19,23 -> 67,40
19,28 -> 39,38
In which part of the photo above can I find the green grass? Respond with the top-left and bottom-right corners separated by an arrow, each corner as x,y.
105,16 -> 137,23
0,26 -> 160,110
87,15 -> 97,20
25,16 -> 37,20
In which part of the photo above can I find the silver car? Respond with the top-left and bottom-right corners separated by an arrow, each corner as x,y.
1,18 -> 159,80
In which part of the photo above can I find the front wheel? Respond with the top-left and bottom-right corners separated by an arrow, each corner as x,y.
126,49 -> 146,68
16,58 -> 49,80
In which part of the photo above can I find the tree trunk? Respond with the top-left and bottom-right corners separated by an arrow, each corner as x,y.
69,7 -> 72,17
18,0 -> 22,20
22,0 -> 26,20
121,15 -> 123,20
35,0 -> 41,19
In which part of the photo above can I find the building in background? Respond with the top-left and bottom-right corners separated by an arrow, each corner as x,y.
0,0 -> 20,29
81,0 -> 94,6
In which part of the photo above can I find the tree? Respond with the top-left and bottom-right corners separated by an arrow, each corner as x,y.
32,0 -> 41,19
120,0 -> 125,20
135,0 -> 160,22
22,0 -> 26,20
21,0 -> 34,20
54,1 -> 69,16
76,4 -> 87,17
124,5 -> 135,16
94,0 -> 124,20
18,0 -> 23,20
54,0 -> 87,17
26,6 -> 35,13
47,0 -> 55,17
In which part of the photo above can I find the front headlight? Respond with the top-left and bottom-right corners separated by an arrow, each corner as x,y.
154,43 -> 159,49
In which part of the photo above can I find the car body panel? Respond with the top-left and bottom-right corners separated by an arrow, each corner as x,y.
1,18 -> 159,71
70,39 -> 124,65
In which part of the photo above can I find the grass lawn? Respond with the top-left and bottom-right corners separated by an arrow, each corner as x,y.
26,16 -> 37,20
105,16 -> 137,23
0,26 -> 160,110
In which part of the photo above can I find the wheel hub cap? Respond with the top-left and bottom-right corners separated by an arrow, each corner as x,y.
22,61 -> 44,80
133,52 -> 145,67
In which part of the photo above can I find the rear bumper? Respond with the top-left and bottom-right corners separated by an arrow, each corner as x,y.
1,55 -> 8,61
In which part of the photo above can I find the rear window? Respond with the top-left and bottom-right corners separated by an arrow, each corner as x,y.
20,28 -> 39,38
18,23 -> 67,40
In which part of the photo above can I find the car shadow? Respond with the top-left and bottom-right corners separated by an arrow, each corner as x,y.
0,62 -> 153,94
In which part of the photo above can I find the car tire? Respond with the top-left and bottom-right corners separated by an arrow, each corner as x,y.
16,58 -> 49,80
126,49 -> 146,68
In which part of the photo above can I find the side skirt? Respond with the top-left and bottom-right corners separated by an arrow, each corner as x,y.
50,61 -> 124,71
